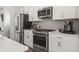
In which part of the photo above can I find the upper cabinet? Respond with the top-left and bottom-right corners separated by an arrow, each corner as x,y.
76,6 -> 79,18
21,6 -> 44,21
29,6 -> 43,21
63,7 -> 76,19
53,6 -> 65,20
53,6 -> 79,20
16,6 -> 79,21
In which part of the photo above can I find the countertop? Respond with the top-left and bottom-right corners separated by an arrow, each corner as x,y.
0,35 -> 29,52
49,31 -> 79,37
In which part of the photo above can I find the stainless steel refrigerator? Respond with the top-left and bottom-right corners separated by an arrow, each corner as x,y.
15,14 -> 32,44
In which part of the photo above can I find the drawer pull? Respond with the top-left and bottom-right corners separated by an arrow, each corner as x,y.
57,41 -> 61,47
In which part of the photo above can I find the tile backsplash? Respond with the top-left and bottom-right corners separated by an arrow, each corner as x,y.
33,19 -> 79,33
33,19 -> 64,30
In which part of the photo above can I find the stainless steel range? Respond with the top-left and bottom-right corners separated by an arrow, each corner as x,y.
33,29 -> 54,52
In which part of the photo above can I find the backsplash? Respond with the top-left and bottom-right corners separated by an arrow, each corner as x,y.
33,19 -> 64,30
33,19 -> 79,33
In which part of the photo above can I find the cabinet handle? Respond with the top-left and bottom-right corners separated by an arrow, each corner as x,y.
57,41 -> 61,47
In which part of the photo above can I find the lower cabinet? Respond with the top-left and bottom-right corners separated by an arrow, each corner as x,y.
24,30 -> 33,48
49,33 -> 79,52
49,39 -> 61,52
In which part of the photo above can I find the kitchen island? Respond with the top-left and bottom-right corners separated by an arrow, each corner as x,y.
0,34 -> 29,52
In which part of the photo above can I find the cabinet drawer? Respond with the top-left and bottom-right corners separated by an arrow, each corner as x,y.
24,34 -> 31,39
49,39 -> 79,52
49,33 -> 79,43
24,31 -> 32,34
59,40 -> 79,52
63,35 -> 79,43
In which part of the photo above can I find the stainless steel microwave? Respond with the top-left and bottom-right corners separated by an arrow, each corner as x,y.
38,7 -> 52,19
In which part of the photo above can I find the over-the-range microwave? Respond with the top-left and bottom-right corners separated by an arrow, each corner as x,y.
38,7 -> 52,19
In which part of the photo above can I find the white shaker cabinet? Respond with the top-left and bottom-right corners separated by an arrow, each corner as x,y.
76,6 -> 79,18
24,30 -> 33,48
53,6 -> 76,20
22,6 -> 44,21
49,35 -> 61,52
29,6 -> 44,21
63,6 -> 76,19
49,33 -> 79,52
53,6 -> 65,20
30,7 -> 39,21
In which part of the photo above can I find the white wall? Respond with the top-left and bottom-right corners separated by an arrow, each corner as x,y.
0,6 -> 18,39
3,7 -> 11,37
9,7 -> 16,39
0,7 -> 11,37
0,8 -> 4,32
0,7 -> 13,38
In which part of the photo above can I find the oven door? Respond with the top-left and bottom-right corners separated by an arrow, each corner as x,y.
33,34 -> 48,51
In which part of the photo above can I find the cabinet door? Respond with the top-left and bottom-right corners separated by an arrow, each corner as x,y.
49,35 -> 61,52
30,7 -> 39,21
29,6 -> 43,21
76,6 -> 79,18
63,6 -> 76,19
53,6 -> 65,20
24,30 -> 33,48
19,6 -> 39,21
53,6 -> 76,20
60,41 -> 78,52
28,7 -> 34,21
